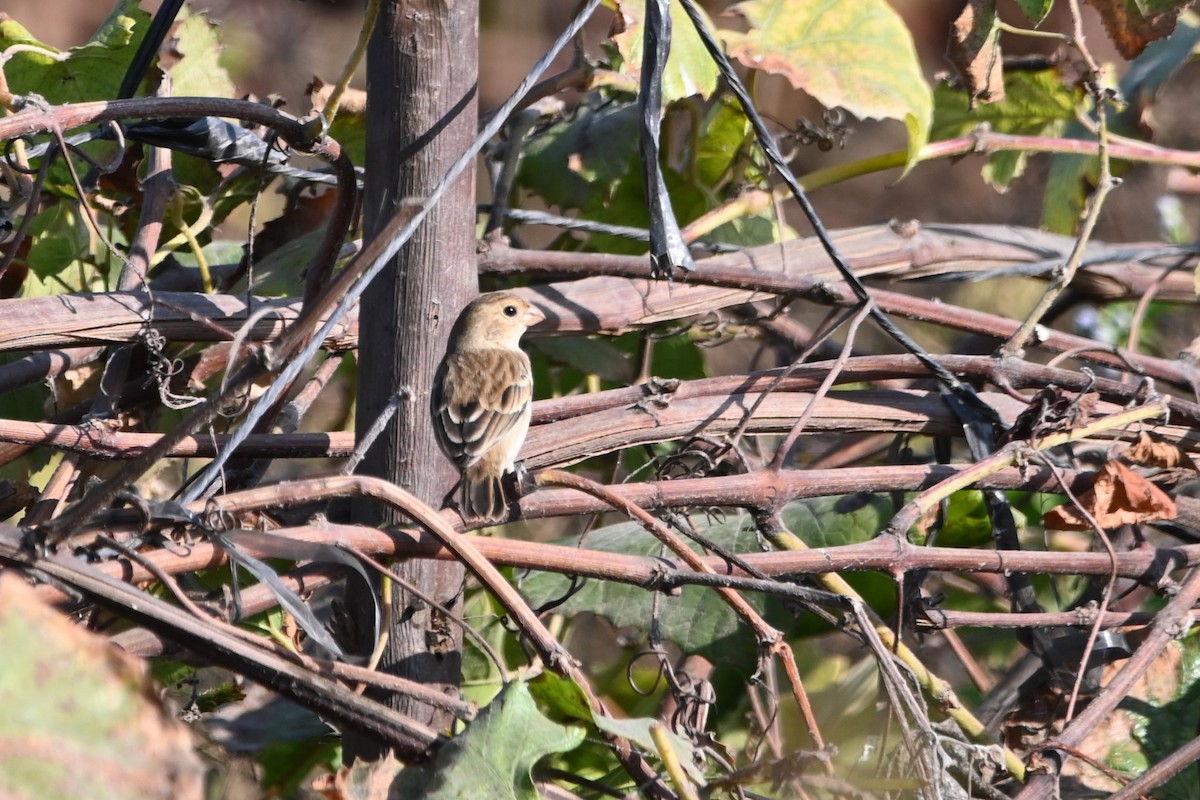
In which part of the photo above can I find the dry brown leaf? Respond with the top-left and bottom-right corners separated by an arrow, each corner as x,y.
1043,460 -> 1177,530
1085,0 -> 1191,59
311,750 -> 400,799
1125,430 -> 1198,471
307,76 -> 367,117
1001,387 -> 1099,445
947,0 -> 1005,105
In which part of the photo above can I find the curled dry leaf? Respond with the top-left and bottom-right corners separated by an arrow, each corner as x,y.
1125,430 -> 1198,471
1000,386 -> 1099,445
1044,460 -> 1177,531
1085,0 -> 1192,59
310,750 -> 400,799
947,0 -> 1005,105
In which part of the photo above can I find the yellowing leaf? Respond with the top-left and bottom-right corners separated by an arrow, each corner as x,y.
611,0 -> 720,102
0,0 -> 149,103
722,0 -> 932,172
164,8 -> 237,99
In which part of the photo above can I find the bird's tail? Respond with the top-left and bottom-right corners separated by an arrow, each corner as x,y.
461,466 -> 509,523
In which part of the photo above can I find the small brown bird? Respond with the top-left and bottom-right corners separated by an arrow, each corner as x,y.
432,292 -> 544,522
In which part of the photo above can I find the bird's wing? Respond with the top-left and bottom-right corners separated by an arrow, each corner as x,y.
433,348 -> 532,468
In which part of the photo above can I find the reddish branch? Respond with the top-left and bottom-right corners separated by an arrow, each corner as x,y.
41,504 -> 1198,609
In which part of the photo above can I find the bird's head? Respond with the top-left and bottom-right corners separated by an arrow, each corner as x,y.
453,291 -> 545,349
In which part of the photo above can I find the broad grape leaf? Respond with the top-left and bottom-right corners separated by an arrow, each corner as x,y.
0,0 -> 149,103
518,99 -> 640,211
1043,460 -> 1177,530
162,7 -> 236,99
1086,0 -> 1194,58
389,682 -> 584,800
693,94 -> 757,188
722,0 -> 932,172
520,497 -> 894,669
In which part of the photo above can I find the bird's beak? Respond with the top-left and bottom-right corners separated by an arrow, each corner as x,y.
524,304 -> 546,328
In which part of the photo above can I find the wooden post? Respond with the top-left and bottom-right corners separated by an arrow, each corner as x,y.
349,0 -> 478,757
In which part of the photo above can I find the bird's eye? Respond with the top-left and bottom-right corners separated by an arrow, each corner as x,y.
503,305 -> 518,317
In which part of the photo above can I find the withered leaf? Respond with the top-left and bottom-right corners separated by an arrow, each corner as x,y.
1125,430 -> 1198,471
1001,387 -> 1099,444
1043,460 -> 1177,530
947,0 -> 1005,105
1085,0 -> 1191,59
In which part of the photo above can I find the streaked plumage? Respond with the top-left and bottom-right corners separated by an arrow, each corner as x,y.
432,292 -> 543,522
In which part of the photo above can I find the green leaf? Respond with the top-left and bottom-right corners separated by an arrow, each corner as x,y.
257,736 -> 340,795
392,682 -> 584,800
933,69 -> 1078,191
521,497 -> 893,669
1014,0 -> 1055,24
518,99 -> 640,211
23,205 -> 88,281
593,716 -> 706,785
520,512 -> 766,667
722,0 -> 932,173
241,229 -> 327,296
610,0 -> 721,103
933,490 -> 995,547
651,329 -> 706,381
327,111 -> 367,168
1040,150 -> 1093,233
578,163 -> 709,254
527,671 -> 595,722
0,0 -> 150,103
782,492 -> 894,547
708,210 -> 795,249
528,673 -> 704,786
163,7 -> 237,99
693,94 -> 757,189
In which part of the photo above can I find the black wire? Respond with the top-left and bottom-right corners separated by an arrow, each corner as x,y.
639,0 -> 694,275
118,0 -> 187,100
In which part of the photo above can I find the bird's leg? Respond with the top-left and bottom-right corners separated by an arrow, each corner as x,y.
510,460 -> 536,497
